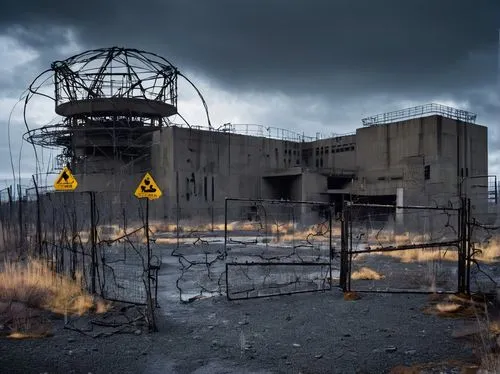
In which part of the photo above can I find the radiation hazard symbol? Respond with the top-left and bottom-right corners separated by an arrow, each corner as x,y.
134,172 -> 162,200
54,166 -> 78,191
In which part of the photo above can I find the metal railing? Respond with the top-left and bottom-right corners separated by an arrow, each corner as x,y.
362,103 -> 477,126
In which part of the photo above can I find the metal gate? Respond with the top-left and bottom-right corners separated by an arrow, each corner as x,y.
224,198 -> 339,300
341,201 -> 468,294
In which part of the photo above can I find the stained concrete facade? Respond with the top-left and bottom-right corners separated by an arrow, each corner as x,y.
71,114 -> 489,222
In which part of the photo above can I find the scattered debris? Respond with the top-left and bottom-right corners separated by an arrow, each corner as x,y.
63,303 -> 147,339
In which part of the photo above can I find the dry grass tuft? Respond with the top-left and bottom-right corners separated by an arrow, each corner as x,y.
422,293 -> 487,319
343,291 -> 361,301
436,302 -> 463,313
351,267 -> 385,280
474,239 -> 500,262
381,247 -> 458,264
8,316 -> 53,339
0,259 -> 108,316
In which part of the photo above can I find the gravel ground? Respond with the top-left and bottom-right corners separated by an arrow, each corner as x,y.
0,241 -> 489,374
0,288 -> 478,374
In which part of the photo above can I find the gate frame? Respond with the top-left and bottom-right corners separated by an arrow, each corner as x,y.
224,198 -> 337,300
340,200 -> 470,294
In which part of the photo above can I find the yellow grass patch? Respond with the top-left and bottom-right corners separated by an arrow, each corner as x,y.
371,248 -> 458,263
474,238 -> 500,262
422,293 -> 486,319
343,291 -> 361,301
0,259 -> 107,316
436,302 -> 462,313
351,267 -> 385,280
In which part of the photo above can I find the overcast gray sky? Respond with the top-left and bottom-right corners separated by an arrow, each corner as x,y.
0,0 -> 499,188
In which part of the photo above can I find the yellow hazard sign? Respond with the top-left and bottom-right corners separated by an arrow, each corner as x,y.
134,172 -> 162,200
54,166 -> 78,191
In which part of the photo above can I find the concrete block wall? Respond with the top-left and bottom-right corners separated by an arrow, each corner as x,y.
69,114 -> 489,225
354,116 -> 488,208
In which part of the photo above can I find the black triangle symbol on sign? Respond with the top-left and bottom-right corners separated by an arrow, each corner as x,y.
57,171 -> 70,184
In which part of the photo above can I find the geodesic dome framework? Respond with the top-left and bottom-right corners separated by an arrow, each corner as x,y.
22,47 -> 207,169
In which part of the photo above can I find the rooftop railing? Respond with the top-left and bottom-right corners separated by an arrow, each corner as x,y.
361,103 -> 477,126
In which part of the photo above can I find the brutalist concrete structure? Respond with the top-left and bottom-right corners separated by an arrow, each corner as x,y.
144,104 -> 490,223
23,48 -> 492,225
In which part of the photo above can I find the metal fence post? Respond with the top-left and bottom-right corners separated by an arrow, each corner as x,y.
32,175 -> 43,257
89,191 -> 97,294
224,198 -> 228,259
145,198 -> 157,332
340,203 -> 349,292
466,198 -> 472,295
328,204 -> 333,288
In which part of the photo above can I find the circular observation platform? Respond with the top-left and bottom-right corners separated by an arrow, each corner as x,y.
56,97 -> 177,118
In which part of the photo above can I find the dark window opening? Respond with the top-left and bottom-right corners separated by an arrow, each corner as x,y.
204,176 -> 207,201
424,165 -> 430,180
315,159 -> 319,167
320,158 -> 323,167
327,176 -> 352,189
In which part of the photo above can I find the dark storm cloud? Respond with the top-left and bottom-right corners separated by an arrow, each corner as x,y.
0,0 -> 498,99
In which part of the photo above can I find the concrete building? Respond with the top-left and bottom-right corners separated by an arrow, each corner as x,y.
23,49 -> 491,225
67,103 -> 490,224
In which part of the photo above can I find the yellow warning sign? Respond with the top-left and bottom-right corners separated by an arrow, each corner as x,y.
54,166 -> 78,191
134,172 -> 162,200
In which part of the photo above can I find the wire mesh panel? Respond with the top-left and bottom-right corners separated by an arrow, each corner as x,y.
225,199 -> 336,262
224,198 -> 338,299
467,202 -> 500,296
160,205 -> 227,303
345,203 -> 462,293
0,188 -> 160,306
226,262 -> 332,300
92,192 -> 154,305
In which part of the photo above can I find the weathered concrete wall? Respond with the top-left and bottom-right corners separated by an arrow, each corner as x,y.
159,127 -> 297,222
302,135 -> 356,172
301,172 -> 328,202
354,116 -> 487,208
70,115 -> 489,224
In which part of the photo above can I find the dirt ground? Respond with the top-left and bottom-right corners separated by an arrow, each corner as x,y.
0,286 -> 482,374
1,238 -> 494,374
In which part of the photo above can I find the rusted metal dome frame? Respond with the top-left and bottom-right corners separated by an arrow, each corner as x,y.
23,47 -> 181,160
